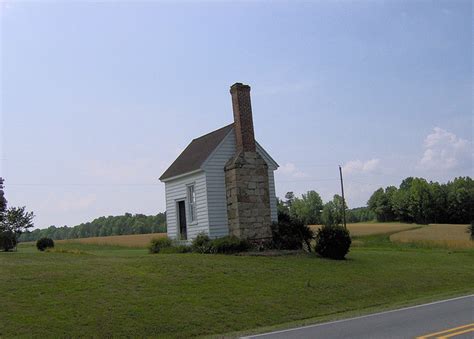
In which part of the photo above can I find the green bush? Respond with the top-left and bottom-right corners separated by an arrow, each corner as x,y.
210,236 -> 250,254
191,233 -> 213,253
190,233 -> 251,254
271,211 -> 314,251
36,237 -> 54,251
160,245 -> 192,254
148,237 -> 173,254
0,231 -> 17,252
314,225 -> 351,260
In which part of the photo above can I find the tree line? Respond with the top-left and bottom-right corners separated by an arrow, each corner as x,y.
277,191 -> 374,226
19,213 -> 167,242
277,176 -> 472,226
367,176 -> 473,224
8,175 -> 474,245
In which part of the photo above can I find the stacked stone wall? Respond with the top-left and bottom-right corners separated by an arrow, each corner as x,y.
225,151 -> 272,240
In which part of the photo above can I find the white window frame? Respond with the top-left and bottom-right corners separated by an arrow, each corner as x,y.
186,184 -> 197,223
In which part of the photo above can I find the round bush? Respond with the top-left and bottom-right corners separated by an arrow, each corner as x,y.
191,233 -> 212,253
314,225 -> 351,260
36,237 -> 54,251
210,236 -> 250,254
0,231 -> 17,252
148,237 -> 172,254
271,211 -> 314,250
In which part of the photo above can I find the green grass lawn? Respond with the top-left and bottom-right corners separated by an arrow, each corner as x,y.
1,235 -> 473,338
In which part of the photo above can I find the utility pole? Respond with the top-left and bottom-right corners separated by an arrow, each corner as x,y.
339,165 -> 347,229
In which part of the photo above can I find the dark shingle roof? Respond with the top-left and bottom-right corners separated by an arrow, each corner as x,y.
159,123 -> 234,181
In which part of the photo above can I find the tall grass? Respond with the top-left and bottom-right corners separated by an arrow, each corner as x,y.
390,224 -> 472,249
55,232 -> 166,248
310,223 -> 420,236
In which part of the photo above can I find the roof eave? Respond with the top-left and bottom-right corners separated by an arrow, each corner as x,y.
256,141 -> 279,169
159,169 -> 204,183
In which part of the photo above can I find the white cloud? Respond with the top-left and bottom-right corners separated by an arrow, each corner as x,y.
343,158 -> 380,175
279,162 -> 308,178
418,127 -> 472,170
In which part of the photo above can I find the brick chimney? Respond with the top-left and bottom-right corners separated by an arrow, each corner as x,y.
225,82 -> 272,241
230,83 -> 256,152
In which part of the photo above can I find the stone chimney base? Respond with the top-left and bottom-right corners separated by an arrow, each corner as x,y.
225,151 -> 272,240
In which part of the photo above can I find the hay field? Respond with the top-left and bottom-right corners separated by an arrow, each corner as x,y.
390,224 -> 473,249
310,223 -> 418,236
56,232 -> 167,247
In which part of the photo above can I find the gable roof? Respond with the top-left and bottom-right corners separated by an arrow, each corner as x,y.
159,123 -> 234,181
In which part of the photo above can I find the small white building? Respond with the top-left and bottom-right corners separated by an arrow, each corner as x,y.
159,83 -> 278,240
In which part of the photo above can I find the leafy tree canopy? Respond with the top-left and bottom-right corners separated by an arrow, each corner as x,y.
291,190 -> 324,225
367,176 -> 473,224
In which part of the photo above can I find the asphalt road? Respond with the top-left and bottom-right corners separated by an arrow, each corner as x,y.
243,295 -> 474,339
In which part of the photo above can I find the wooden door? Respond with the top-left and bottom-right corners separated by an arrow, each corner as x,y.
178,201 -> 187,240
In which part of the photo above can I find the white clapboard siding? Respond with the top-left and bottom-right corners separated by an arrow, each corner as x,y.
203,130 -> 235,238
268,169 -> 278,222
203,128 -> 278,238
164,171 -> 209,239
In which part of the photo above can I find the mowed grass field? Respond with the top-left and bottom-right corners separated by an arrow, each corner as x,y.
2,224 -> 473,338
390,224 -> 473,249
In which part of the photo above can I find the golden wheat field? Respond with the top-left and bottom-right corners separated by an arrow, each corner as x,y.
390,224 -> 473,249
57,232 -> 167,247
310,223 -> 418,236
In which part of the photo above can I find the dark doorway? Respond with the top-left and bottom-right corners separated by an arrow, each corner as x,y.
178,201 -> 187,240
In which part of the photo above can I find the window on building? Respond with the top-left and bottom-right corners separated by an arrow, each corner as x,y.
187,185 -> 196,222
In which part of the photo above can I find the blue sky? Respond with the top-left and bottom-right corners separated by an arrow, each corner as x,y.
1,0 -> 472,229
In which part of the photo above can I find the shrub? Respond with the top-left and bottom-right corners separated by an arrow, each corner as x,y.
210,236 -> 250,254
0,231 -> 17,252
36,237 -> 54,251
160,245 -> 192,254
314,225 -> 351,260
148,237 -> 172,254
271,211 -> 314,251
191,233 -> 213,253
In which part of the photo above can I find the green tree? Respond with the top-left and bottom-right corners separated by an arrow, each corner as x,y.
284,192 -> 295,209
0,206 -> 35,251
368,187 -> 396,222
446,177 -> 474,224
430,182 -> 448,223
367,176 -> 472,224
346,207 -> 375,223
321,195 -> 347,227
407,178 -> 433,224
291,191 -> 323,225
321,201 -> 338,227
0,178 -> 6,216
276,197 -> 289,216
